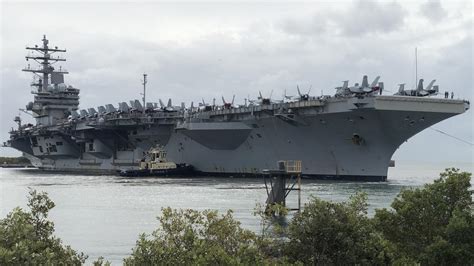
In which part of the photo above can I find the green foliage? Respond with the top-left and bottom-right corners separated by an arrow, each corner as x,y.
284,192 -> 393,265
253,202 -> 289,236
124,207 -> 268,265
374,168 -> 473,265
0,189 -> 87,265
93,256 -> 112,266
252,203 -> 292,262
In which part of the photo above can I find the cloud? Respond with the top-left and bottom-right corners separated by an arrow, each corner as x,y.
278,0 -> 406,37
419,0 -> 447,23
338,0 -> 406,36
279,15 -> 329,36
434,34 -> 473,99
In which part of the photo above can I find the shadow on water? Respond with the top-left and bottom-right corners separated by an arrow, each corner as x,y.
114,177 -> 256,187
12,168 -> 418,193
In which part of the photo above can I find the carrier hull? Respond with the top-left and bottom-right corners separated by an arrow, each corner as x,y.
9,96 -> 468,181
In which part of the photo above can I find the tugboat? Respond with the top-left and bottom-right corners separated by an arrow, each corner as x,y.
119,146 -> 194,177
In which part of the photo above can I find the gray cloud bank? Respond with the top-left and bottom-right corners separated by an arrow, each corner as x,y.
281,0 -> 406,37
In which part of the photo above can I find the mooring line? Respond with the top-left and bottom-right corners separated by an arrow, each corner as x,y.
429,127 -> 473,146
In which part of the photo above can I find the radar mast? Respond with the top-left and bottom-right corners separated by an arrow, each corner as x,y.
142,73 -> 147,114
20,36 -> 79,126
22,35 -> 68,92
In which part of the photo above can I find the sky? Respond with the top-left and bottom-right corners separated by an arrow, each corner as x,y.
0,0 -> 472,165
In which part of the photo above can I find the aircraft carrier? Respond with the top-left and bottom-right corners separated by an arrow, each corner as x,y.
4,36 -> 470,181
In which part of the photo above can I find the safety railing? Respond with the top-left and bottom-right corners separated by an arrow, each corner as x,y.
282,160 -> 302,173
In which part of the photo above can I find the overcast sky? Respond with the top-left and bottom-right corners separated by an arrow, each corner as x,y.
0,0 -> 472,166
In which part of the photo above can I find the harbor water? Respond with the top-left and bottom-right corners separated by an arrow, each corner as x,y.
1,161 -> 472,264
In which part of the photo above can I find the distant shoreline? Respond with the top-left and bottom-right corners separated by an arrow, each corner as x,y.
0,156 -> 34,168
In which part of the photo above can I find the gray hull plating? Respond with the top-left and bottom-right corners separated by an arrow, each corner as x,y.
167,110 -> 458,180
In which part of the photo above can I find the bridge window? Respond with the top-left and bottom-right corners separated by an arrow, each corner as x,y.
56,141 -> 63,146
31,137 -> 38,147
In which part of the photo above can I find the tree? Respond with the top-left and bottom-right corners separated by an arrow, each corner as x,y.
374,168 -> 473,265
124,207 -> 268,265
0,189 -> 87,265
284,193 -> 393,265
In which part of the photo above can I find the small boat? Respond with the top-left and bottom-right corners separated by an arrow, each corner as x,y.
119,146 -> 194,177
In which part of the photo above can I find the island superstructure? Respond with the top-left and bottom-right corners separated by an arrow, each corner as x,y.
4,36 -> 470,181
